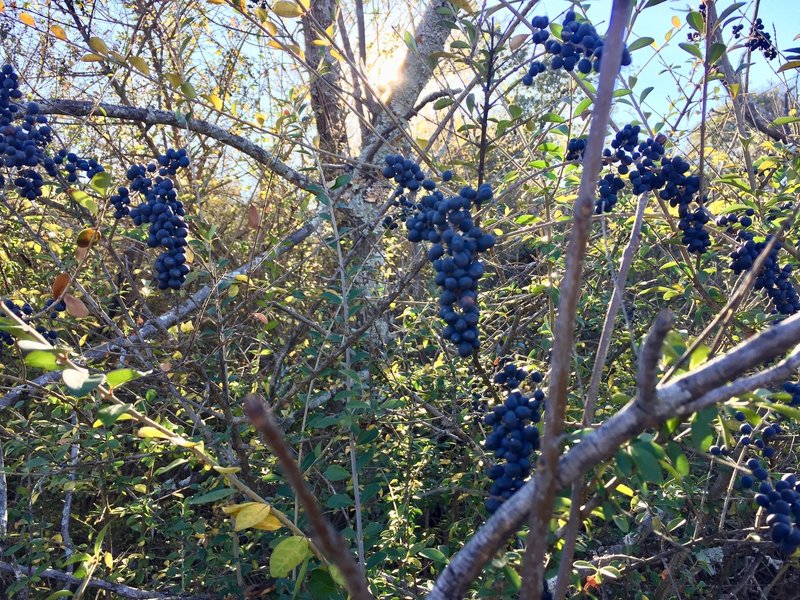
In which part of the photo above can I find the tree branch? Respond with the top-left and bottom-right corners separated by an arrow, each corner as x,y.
38,100 -> 320,193
428,311 -> 800,599
243,394 -> 374,600
0,561 -> 213,599
519,2 -> 632,597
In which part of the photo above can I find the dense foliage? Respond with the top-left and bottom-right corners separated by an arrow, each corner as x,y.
0,0 -> 800,599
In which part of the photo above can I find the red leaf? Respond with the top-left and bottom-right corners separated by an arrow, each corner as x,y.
64,294 -> 89,317
52,273 -> 70,299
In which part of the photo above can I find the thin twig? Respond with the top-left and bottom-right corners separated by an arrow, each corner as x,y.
243,394 -> 374,600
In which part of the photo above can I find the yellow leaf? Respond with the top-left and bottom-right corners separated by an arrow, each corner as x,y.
227,283 -> 239,298
311,38 -> 329,47
255,112 -> 266,126
109,50 -> 126,63
207,0 -> 226,3
262,19 -> 278,35
267,39 -> 284,50
671,15 -> 680,28
81,54 -> 105,62
234,502 -> 271,530
253,513 -> 282,530
449,0 -> 474,13
103,552 -> 113,569
165,73 -> 183,88
205,93 -> 223,110
76,227 -> 101,249
297,0 -> 310,9
222,501 -> 257,516
272,0 -> 303,18
89,36 -> 109,56
19,13 -> 34,27
0,2 -> 4,13
137,426 -> 172,440
329,48 -> 344,62
133,483 -> 147,493
50,25 -> 67,41
128,56 -> 150,76
213,465 -> 241,474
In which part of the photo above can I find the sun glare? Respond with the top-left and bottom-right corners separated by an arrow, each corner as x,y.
367,48 -> 407,97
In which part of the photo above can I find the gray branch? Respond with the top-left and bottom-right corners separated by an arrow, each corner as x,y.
38,100 -> 320,193
0,219 -> 320,410
427,312 -> 800,599
0,561 -> 214,599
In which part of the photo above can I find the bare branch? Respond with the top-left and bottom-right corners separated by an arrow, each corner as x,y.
243,394 -> 374,600
428,311 -> 800,599
0,219 -> 320,410
636,311 -> 674,410
520,1 -> 632,596
38,100 -> 320,193
0,561 -> 213,599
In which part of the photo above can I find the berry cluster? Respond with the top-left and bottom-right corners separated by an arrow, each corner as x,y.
0,64 -> 104,201
48,148 -> 105,184
716,208 -> 755,232
483,365 -> 545,513
729,408 -> 800,556
565,138 -> 586,161
522,11 -> 632,85
595,124 -> 712,253
755,476 -> 800,555
119,158 -> 191,290
382,155 -> 495,357
0,68 -> 55,199
1,298 -> 64,348
745,18 -> 777,60
729,233 -> 800,316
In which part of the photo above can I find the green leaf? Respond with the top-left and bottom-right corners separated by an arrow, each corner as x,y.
686,11 -> 704,33
44,591 -> 74,600
404,31 -> 418,53
708,42 -> 726,65
331,174 -> 351,190
679,43 -> 702,60
17,340 -> 55,351
106,368 -> 147,388
180,81 -> 197,99
324,465 -> 350,481
433,97 -> 454,110
630,441 -> 663,484
689,344 -> 710,369
771,116 -> 800,126
628,37 -> 654,52
25,349 -> 61,371
418,547 -> 447,563
325,494 -> 353,509
95,403 -> 133,427
90,171 -> 111,194
716,3 -> 746,25
270,536 -> 310,578
63,369 -> 105,397
691,406 -> 716,451
640,86 -> 654,102
188,487 -> 236,505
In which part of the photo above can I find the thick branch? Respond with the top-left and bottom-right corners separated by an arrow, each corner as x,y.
428,312 -> 800,599
0,561 -> 213,599
360,0 -> 450,158
38,100 -> 320,192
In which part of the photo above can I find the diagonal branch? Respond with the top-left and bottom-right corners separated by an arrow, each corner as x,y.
519,1 -> 632,596
0,219 -> 320,410
38,100 -> 320,193
243,394 -> 374,600
428,311 -> 800,599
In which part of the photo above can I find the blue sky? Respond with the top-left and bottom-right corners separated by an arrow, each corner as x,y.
528,0 -> 797,132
